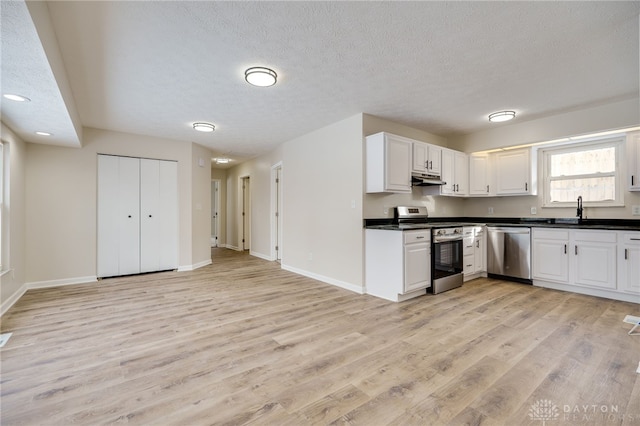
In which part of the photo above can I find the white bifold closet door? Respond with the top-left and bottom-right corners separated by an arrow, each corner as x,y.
97,155 -> 178,278
140,158 -> 178,273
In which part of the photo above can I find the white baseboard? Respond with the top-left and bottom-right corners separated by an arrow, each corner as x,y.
178,259 -> 212,272
2,275 -> 98,317
280,264 -> 364,295
1,283 -> 27,317
250,251 -> 274,261
28,275 -> 98,289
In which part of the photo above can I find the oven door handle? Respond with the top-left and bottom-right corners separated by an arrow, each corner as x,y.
433,235 -> 463,242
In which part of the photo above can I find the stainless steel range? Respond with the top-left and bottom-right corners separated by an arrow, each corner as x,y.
395,206 -> 464,294
431,226 -> 464,294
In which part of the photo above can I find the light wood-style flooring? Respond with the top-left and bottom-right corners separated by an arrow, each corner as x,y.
2,248 -> 639,425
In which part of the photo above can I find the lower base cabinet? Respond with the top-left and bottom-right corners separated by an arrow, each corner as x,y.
365,229 -> 431,302
532,228 -> 637,303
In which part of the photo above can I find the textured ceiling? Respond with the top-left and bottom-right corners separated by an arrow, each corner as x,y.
2,1 -> 639,164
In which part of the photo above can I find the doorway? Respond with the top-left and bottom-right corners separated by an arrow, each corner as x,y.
211,179 -> 220,247
241,176 -> 250,251
271,163 -> 283,261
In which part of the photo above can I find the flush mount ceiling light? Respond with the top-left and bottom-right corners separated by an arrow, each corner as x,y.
3,93 -> 31,102
215,158 -> 230,164
193,122 -> 215,132
245,67 -> 277,87
488,111 -> 516,123
35,131 -> 52,136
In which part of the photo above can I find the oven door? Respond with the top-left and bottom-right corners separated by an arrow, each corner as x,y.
432,237 -> 464,293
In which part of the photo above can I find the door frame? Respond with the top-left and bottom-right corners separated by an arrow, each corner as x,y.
210,179 -> 220,247
239,175 -> 250,251
270,162 -> 283,261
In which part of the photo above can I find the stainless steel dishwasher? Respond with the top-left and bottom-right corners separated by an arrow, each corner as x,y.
487,227 -> 532,283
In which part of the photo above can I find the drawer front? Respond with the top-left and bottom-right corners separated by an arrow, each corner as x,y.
404,230 -> 430,244
532,228 -> 569,241
573,230 -> 616,243
621,232 -> 640,245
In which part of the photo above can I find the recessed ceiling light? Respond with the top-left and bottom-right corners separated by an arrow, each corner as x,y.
193,122 -> 215,132
489,111 -> 516,122
35,131 -> 52,136
3,94 -> 31,102
245,67 -> 277,87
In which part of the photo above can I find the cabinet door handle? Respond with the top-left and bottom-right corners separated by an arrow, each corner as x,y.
564,244 -> 567,254
574,245 -> 578,255
476,240 -> 480,248
416,236 -> 425,239
525,182 -> 528,191
631,238 -> 640,241
625,248 -> 628,260
632,176 -> 635,186
486,185 -> 489,193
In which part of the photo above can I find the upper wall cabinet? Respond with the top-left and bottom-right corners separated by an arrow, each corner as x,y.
468,154 -> 494,196
412,142 -> 442,176
366,132 -> 412,193
441,149 -> 469,196
628,132 -> 640,191
494,148 -> 537,196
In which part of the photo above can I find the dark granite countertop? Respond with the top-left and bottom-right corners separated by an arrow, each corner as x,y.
364,217 -> 640,231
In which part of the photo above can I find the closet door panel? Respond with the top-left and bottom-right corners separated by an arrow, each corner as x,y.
118,157 -> 141,275
97,155 -> 120,277
140,159 -> 160,273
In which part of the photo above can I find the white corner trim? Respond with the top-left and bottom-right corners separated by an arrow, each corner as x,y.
1,283 -> 27,317
177,259 -> 212,272
250,251 -> 274,261
280,264 -> 365,295
27,275 -> 98,289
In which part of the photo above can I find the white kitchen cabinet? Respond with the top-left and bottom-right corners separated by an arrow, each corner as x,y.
532,228 -> 629,301
463,226 -> 486,281
618,232 -> 640,294
365,229 -> 431,302
412,142 -> 442,176
532,228 -> 570,283
366,132 -> 412,193
474,227 -> 486,274
627,131 -> 640,191
439,149 -> 468,196
571,230 -> 617,290
494,148 -> 536,196
468,154 -> 494,196
98,155 -> 178,278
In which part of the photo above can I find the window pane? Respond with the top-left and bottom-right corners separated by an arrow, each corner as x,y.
549,176 -> 616,203
549,147 -> 615,177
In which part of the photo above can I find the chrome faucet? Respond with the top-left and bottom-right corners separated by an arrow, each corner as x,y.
577,196 -> 583,221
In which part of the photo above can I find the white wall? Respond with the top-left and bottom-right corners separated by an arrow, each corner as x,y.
362,114 -> 465,218
224,114 -> 364,291
191,143 -> 212,268
0,124 -> 27,314
24,127 -> 212,284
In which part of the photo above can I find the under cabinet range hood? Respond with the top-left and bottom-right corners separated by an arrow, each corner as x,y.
411,172 -> 446,186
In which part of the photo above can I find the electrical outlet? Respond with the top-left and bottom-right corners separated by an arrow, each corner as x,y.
488,207 -> 494,214
530,207 -> 537,215
632,205 -> 640,216
383,207 -> 389,215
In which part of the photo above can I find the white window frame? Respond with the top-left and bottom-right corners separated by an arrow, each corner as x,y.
541,136 -> 624,208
